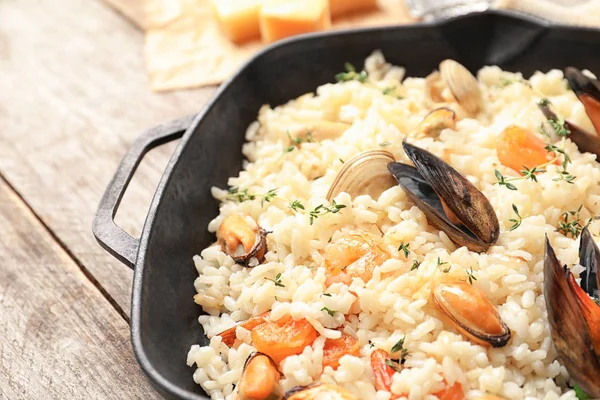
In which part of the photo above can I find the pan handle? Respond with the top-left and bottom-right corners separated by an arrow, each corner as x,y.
92,114 -> 196,269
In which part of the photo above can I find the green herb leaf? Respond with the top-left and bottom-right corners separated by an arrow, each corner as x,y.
410,260 -> 421,271
398,242 -> 410,258
466,266 -> 477,285
574,384 -> 591,400
379,141 -> 392,147
391,336 -> 405,353
322,293 -> 332,297
509,204 -> 523,231
321,306 -> 336,316
385,358 -> 403,372
335,62 -> 368,83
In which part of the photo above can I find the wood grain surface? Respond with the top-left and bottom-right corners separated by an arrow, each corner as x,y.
0,0 -> 216,317
0,177 -> 160,399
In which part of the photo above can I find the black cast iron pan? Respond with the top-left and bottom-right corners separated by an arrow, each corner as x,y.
93,10 -> 600,399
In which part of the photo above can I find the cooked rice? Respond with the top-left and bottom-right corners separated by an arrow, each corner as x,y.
187,50 -> 599,400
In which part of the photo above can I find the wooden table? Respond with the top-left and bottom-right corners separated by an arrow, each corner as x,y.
0,1 -> 215,397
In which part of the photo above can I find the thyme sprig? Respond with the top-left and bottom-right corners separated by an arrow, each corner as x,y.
509,204 -> 524,231
335,62 -> 368,83
556,204 -> 597,238
398,242 -> 410,258
267,273 -> 285,288
465,266 -> 477,285
391,336 -> 409,361
321,306 -> 336,316
410,260 -> 421,271
224,188 -> 347,225
494,115 -> 574,189
284,132 -> 314,153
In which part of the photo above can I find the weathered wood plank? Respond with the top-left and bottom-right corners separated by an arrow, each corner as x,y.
0,178 -> 161,399
0,0 -> 216,316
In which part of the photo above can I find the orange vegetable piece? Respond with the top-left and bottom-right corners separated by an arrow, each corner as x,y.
218,312 -> 270,347
434,381 -> 465,400
323,232 -> 389,286
251,316 -> 318,364
496,125 -> 555,173
322,333 -> 360,369
370,349 -> 400,397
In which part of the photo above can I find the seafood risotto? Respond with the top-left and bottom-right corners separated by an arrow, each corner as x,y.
187,51 -> 600,400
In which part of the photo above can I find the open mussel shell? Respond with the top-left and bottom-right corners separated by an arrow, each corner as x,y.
579,226 -> 600,298
234,352 -> 282,400
544,237 -> 600,397
433,282 -> 511,348
388,142 -> 499,252
283,383 -> 358,400
217,214 -> 268,266
326,150 -> 397,201
538,102 -> 600,158
565,67 -> 600,134
439,59 -> 482,115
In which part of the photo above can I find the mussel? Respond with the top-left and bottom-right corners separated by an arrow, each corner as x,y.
433,282 -> 511,348
425,59 -> 482,115
327,150 -> 397,201
416,107 -> 457,139
544,228 -> 600,397
388,142 -> 499,252
537,68 -> 600,158
217,214 -> 268,266
283,383 -> 358,400
233,352 -> 282,400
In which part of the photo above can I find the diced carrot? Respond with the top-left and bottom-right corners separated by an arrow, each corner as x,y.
322,333 -> 360,369
496,125 -> 555,173
218,312 -> 270,347
434,381 -> 464,400
370,349 -> 397,395
251,316 -> 318,364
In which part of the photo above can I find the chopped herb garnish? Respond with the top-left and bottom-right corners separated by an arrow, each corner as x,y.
284,132 -> 314,153
556,204 -> 597,238
549,117 -> 571,138
509,204 -> 523,231
594,298 -> 600,307
494,170 -> 518,191
339,158 -> 345,163
290,200 -> 305,211
437,258 -> 450,273
410,260 -> 421,271
466,266 -> 477,285
574,384 -> 591,400
379,141 -> 392,147
267,273 -> 285,288
382,86 -> 396,95
499,77 -> 514,87
321,306 -> 336,316
307,200 -> 347,225
391,336 -> 406,353
398,242 -> 410,258
520,166 -> 545,182
335,62 -> 368,83
538,98 -> 551,107
368,340 -> 375,348
322,293 -> 332,297
328,236 -> 333,243
385,358 -> 403,372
